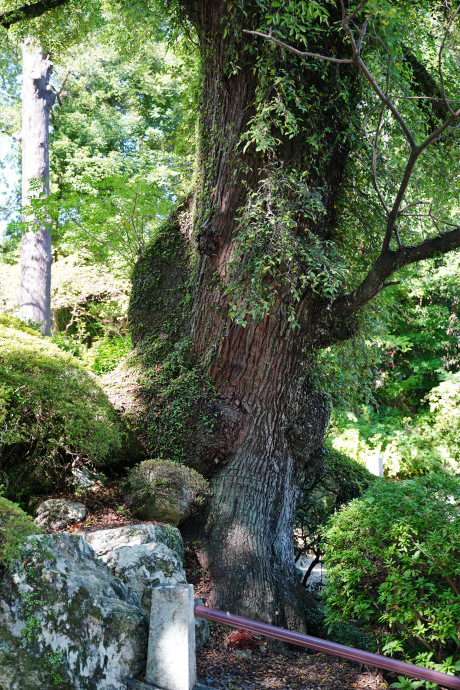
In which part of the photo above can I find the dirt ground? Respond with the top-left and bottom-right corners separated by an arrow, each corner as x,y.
196,622 -> 388,690
185,545 -> 389,690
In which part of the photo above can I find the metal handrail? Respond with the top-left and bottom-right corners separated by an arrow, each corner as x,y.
195,604 -> 460,689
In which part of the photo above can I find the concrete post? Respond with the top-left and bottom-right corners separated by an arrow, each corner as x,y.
366,454 -> 384,477
146,584 -> 196,690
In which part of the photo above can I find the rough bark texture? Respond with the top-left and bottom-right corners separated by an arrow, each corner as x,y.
129,0 -> 460,630
129,0 -> 355,631
18,39 -> 55,334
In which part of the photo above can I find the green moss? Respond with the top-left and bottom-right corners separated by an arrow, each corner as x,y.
0,497 -> 42,570
0,323 -> 122,501
127,205 -> 217,462
0,314 -> 42,338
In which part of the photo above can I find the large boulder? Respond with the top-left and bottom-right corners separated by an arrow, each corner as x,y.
82,524 -> 210,651
122,459 -> 209,527
35,498 -> 87,530
0,533 -> 148,690
82,524 -> 186,616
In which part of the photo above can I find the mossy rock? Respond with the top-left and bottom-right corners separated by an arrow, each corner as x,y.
0,533 -> 147,689
123,459 -> 210,527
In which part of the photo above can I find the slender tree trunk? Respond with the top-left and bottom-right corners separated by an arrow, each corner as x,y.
17,39 -> 55,334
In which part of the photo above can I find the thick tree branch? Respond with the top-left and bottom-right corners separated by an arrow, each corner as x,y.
0,0 -> 69,29
326,226 -> 460,327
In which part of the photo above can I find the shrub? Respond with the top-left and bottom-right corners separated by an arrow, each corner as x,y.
82,334 -> 132,375
0,497 -> 42,569
323,475 -> 460,683
0,322 -> 122,500
295,446 -> 377,586
123,458 -> 210,525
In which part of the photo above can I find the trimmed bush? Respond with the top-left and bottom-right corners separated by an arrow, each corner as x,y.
123,458 -> 209,526
323,475 -> 460,681
0,497 -> 41,569
0,322 -> 122,500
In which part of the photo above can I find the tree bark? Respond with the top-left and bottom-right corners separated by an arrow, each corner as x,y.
17,39 -> 55,334
130,0 -> 460,629
130,0 -> 352,630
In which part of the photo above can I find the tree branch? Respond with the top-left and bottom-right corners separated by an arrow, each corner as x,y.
242,30 -> 354,64
0,0 -> 69,30
71,219 -> 131,263
325,226 -> 460,328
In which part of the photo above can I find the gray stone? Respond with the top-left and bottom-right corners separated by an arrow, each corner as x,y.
72,467 -> 105,494
82,524 -> 186,617
0,533 -> 148,690
82,523 -> 184,561
35,498 -> 86,530
147,584 -> 196,690
194,599 -> 210,652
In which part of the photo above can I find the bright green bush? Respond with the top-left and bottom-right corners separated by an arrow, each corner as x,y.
331,398 -> 459,479
82,334 -> 132,375
0,323 -> 122,499
323,475 -> 460,685
0,497 -> 42,569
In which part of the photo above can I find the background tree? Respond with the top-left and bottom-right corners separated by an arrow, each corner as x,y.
14,39 -> 55,333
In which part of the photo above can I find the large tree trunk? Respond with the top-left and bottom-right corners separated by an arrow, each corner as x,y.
18,39 -> 55,334
130,0 -> 354,630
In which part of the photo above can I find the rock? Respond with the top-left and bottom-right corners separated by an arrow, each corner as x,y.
82,525 -> 209,652
72,467 -> 105,494
0,533 -> 148,690
81,522 -> 184,560
141,493 -> 187,525
82,524 -> 186,616
194,598 -> 211,652
234,649 -> 252,659
35,498 -> 86,530
123,459 -> 209,527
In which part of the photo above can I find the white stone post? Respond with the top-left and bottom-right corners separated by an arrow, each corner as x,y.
146,584 -> 196,690
366,454 -> 384,477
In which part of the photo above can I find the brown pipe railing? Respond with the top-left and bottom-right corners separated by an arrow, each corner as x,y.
195,604 -> 460,689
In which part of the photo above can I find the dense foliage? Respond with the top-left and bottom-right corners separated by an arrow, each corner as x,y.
324,475 -> 460,683
0,319 -> 122,501
0,496 -> 41,569
331,256 -> 460,478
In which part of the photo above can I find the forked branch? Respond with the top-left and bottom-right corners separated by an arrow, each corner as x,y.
244,0 -> 460,333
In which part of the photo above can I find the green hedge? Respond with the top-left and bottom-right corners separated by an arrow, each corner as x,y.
323,475 -> 460,684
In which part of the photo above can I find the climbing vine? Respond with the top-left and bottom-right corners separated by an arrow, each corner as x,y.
227,166 -> 349,327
